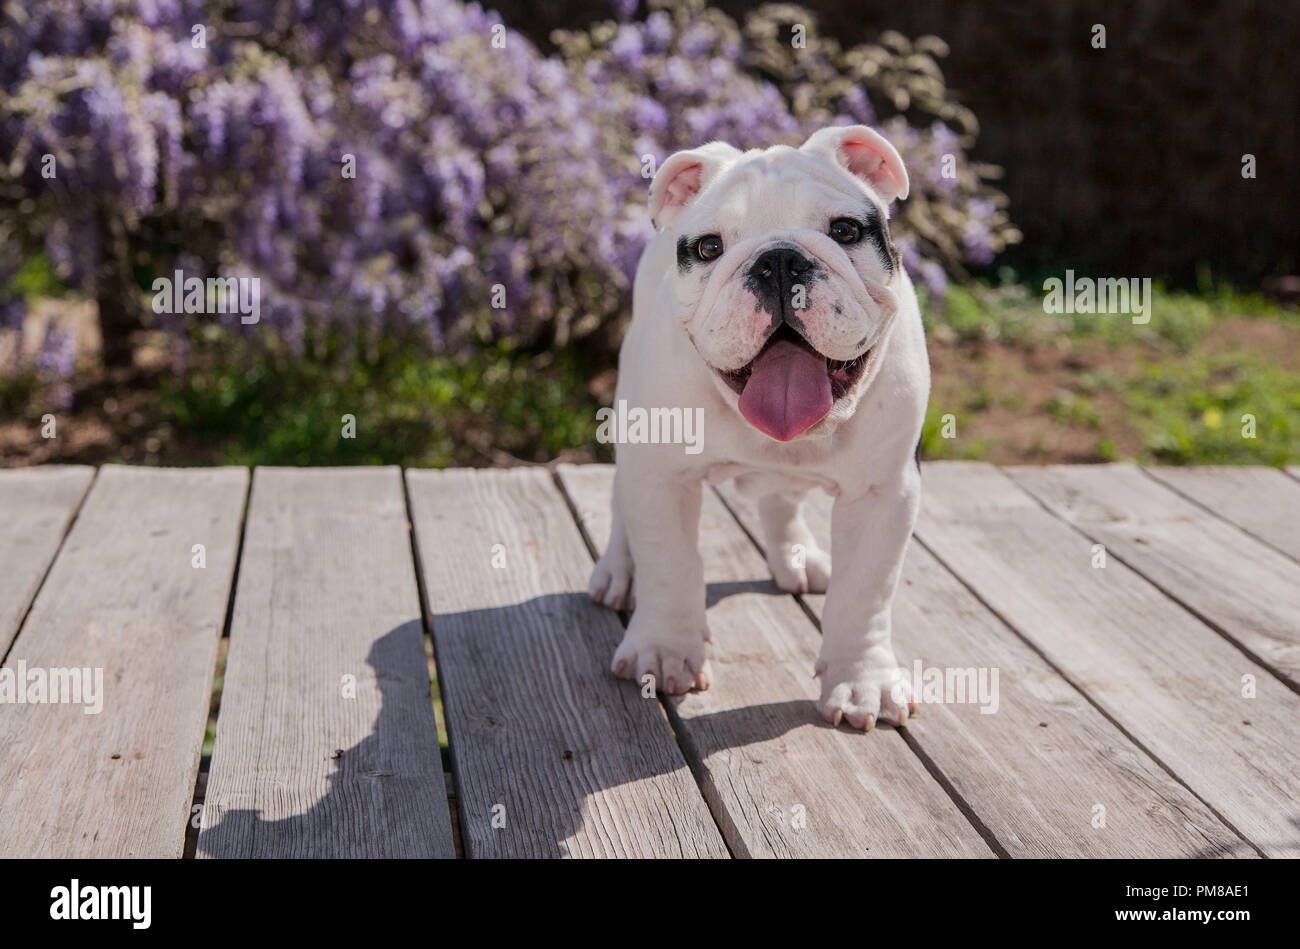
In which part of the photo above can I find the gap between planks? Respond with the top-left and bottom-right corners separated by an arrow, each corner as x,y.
713,474 -> 1250,858
402,469 -> 466,858
198,467 -> 455,858
556,464 -> 995,859
1139,464 -> 1300,566
1004,463 -> 1300,696
0,465 -> 97,662
5,462 -> 1290,859
0,466 -> 247,858
914,461 -> 1300,857
406,466 -> 729,858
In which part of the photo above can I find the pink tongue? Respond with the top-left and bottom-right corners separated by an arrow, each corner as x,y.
737,339 -> 833,441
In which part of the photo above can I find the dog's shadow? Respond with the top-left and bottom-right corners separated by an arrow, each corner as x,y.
196,619 -> 453,858
197,584 -> 819,858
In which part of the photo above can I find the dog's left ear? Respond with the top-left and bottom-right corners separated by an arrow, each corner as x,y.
649,141 -> 741,232
802,125 -> 909,203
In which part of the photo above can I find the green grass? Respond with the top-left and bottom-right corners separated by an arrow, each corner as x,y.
921,275 -> 1298,350
1126,353 -> 1300,465
162,331 -> 608,467
1044,390 -> 1102,428
920,401 -> 991,460
917,273 -> 1300,466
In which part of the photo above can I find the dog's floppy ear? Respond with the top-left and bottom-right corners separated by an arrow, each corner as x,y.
648,142 -> 741,232
802,125 -> 909,203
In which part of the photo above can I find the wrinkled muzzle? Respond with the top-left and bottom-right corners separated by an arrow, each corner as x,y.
688,237 -> 900,442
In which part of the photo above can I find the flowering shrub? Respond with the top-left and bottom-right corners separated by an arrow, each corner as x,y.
0,0 -> 1016,380
2,0 -> 623,368
559,1 -> 1018,303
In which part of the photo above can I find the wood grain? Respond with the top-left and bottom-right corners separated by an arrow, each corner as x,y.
717,476 -> 1245,857
0,466 -> 94,657
406,467 -> 728,858
1006,463 -> 1300,689
557,464 -> 993,858
914,461 -> 1300,857
0,465 -> 246,857
1142,465 -> 1300,562
199,467 -> 454,858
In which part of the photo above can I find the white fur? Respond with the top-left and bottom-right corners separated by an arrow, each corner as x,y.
590,127 -> 930,729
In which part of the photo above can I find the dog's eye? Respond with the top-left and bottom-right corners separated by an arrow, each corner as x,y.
829,219 -> 861,244
696,235 -> 724,261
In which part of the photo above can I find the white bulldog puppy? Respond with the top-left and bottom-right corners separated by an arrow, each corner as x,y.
589,126 -> 929,729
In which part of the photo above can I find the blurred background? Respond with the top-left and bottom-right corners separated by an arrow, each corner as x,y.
2,0 -> 1297,468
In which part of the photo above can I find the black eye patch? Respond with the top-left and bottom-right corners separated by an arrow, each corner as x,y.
676,236 -> 696,273
847,207 -> 895,275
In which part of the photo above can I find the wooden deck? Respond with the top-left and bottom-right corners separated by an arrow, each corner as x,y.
1,462 -> 1298,859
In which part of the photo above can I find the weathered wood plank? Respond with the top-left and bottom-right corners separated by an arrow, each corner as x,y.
0,466 -> 94,658
199,467 -> 454,858
1006,463 -> 1300,689
1142,465 -> 1300,563
557,464 -> 993,859
915,461 -> 1300,857
406,467 -> 729,858
0,465 -> 247,858
717,478 -> 1245,857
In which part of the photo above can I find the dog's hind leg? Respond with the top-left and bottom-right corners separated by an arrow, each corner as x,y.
735,474 -> 832,594
588,476 -> 636,611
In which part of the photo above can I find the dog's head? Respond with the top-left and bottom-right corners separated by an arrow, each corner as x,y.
649,126 -> 909,442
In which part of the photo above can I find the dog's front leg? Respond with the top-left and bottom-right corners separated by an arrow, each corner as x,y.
610,467 -> 711,695
816,464 -> 921,729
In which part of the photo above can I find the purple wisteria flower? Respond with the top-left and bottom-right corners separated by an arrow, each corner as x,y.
1,0 -> 1016,376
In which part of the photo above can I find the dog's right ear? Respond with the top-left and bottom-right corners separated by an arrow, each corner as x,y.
648,142 -> 740,232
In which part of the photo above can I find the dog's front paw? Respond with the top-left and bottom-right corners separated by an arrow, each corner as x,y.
814,654 -> 915,730
611,612 -> 710,695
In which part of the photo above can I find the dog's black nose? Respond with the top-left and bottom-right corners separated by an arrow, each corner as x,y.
751,247 -> 812,282
748,247 -> 815,306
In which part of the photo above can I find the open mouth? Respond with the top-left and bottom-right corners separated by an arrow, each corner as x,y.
715,323 -> 872,441
716,324 -> 871,399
